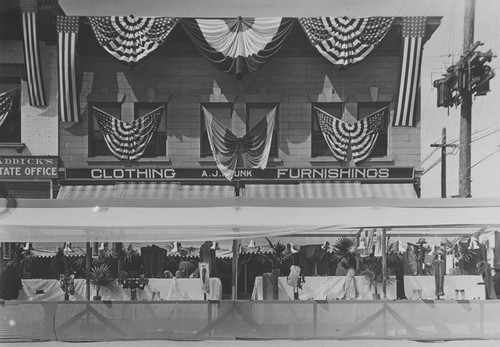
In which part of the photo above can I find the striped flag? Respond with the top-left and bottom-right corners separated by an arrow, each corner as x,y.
393,17 -> 426,127
0,88 -> 19,129
299,17 -> 393,67
20,0 -> 46,106
57,16 -> 80,122
315,107 -> 385,164
93,106 -> 163,161
203,106 -> 276,181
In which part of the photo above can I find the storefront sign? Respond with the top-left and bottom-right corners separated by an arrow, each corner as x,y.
0,156 -> 58,179
64,167 -> 414,182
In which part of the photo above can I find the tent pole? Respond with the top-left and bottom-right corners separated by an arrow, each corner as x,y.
232,237 -> 240,300
86,242 -> 91,300
381,228 -> 387,299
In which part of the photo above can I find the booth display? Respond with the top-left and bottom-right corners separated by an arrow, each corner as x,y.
17,278 -> 223,301
251,275 -> 485,301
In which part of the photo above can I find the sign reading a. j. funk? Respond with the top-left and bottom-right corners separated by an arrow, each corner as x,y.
0,156 -> 58,179
65,167 -> 415,182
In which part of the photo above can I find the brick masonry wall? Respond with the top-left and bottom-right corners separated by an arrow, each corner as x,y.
59,31 -> 421,170
0,40 -> 58,157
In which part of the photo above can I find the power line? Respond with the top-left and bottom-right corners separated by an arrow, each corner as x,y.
470,146 -> 500,169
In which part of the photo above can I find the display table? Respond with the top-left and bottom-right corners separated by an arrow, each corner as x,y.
251,275 -> 484,300
18,278 -> 222,301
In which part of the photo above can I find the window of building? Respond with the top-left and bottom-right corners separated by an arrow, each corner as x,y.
88,102 -> 122,157
134,102 -> 167,157
311,103 -> 343,157
246,103 -> 279,158
357,102 -> 389,157
200,103 -> 233,158
0,79 -> 21,143
312,102 -> 389,158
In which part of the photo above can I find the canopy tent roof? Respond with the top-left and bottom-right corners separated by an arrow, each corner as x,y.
1,197 -> 499,242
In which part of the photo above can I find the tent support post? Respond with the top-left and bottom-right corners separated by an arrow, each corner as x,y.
86,242 -> 91,300
232,238 -> 240,300
382,228 -> 387,299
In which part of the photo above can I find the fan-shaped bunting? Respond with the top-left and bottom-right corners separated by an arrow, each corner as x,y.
182,17 -> 295,80
314,106 -> 386,163
203,106 -> 276,181
89,16 -> 179,65
93,106 -> 163,161
300,17 -> 394,67
0,88 -> 19,129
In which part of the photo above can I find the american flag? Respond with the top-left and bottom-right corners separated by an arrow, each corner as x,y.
57,16 -> 80,122
299,17 -> 394,67
93,106 -> 163,161
0,88 -> 19,129
89,16 -> 179,65
203,106 -> 276,181
393,17 -> 426,127
21,0 -> 46,106
315,107 -> 385,163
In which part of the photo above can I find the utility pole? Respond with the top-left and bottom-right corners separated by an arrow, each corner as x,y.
459,0 -> 475,198
433,0 -> 495,198
431,128 -> 457,198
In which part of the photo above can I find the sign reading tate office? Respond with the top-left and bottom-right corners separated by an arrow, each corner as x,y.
0,156 -> 58,179
64,167 -> 414,181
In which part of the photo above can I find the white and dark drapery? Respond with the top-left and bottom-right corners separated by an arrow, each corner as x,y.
20,0 -> 46,106
93,106 -> 163,161
181,17 -> 295,80
89,15 -> 179,65
299,17 -> 393,67
57,16 -> 80,122
315,106 -> 385,164
393,17 -> 426,127
0,88 -> 19,128
203,106 -> 276,181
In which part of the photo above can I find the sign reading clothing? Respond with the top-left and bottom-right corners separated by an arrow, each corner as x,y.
0,156 -> 58,179
65,167 -> 414,181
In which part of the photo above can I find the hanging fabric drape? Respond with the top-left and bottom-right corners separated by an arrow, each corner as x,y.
57,16 -> 80,122
393,17 -> 426,127
181,17 -> 295,80
93,105 -> 163,161
203,106 -> 276,181
89,16 -> 179,65
299,17 -> 393,67
20,0 -> 46,106
314,106 -> 385,164
0,88 -> 19,129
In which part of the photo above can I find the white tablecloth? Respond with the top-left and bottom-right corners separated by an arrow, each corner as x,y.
251,275 -> 485,300
18,278 -> 222,301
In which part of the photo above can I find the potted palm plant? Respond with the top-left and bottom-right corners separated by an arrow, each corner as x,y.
331,237 -> 357,276
90,264 -> 115,300
264,238 -> 293,275
360,260 -> 395,300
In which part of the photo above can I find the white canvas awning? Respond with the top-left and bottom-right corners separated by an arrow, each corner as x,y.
1,197 -> 500,242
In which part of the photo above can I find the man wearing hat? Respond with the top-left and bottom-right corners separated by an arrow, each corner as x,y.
414,238 -> 431,275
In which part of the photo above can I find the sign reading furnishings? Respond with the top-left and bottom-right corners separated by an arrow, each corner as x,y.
0,156 -> 58,179
64,167 -> 415,182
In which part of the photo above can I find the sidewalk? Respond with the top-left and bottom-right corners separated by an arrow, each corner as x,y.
3,339 -> 500,347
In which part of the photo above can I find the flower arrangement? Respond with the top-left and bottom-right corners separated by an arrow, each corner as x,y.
118,271 -> 149,300
59,273 -> 75,300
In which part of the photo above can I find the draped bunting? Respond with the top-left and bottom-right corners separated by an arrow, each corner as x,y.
181,18 -> 295,80
0,88 -> 19,129
203,106 -> 276,181
393,17 -> 426,127
299,17 -> 393,67
89,16 -> 179,65
314,106 -> 385,164
20,0 -> 46,106
93,106 -> 163,161
57,16 -> 80,122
